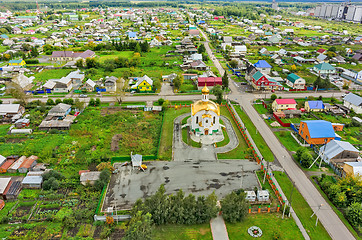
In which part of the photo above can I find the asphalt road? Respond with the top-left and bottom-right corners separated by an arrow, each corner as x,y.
199,29 -> 354,240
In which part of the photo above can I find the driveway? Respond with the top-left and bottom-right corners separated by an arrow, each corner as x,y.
159,82 -> 174,96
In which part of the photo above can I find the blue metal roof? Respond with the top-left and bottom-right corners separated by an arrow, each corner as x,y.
254,60 -> 271,68
308,101 -> 324,109
302,120 -> 335,138
128,32 -> 137,38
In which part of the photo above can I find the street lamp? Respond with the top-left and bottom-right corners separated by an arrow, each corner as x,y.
310,204 -> 323,226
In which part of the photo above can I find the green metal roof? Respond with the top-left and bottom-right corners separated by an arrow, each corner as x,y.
314,63 -> 335,71
287,73 -> 301,83
252,71 -> 263,81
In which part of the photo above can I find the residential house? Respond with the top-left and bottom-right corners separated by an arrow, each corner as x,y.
313,63 -> 336,75
0,104 -> 25,122
317,54 -> 328,63
305,101 -> 324,112
231,45 -> 247,57
53,77 -> 72,93
343,93 -> 362,114
259,48 -> 271,56
131,75 -> 153,92
82,79 -> 96,92
253,60 -> 272,74
320,140 -> 360,165
299,120 -> 336,145
190,60 -> 208,71
272,99 -> 297,112
343,162 -> 362,177
104,76 -> 118,92
128,32 -> 137,40
285,73 -> 305,90
251,71 -> 282,91
49,50 -> 95,61
189,29 -> 200,37
47,103 -> 72,120
197,77 -> 222,88
8,60 -> 26,67
12,27 -> 21,34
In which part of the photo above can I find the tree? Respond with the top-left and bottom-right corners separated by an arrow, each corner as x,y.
173,74 -> 183,91
85,57 -> 97,69
95,98 -> 101,106
295,147 -> 307,161
300,152 -> 313,168
153,79 -> 161,92
328,46 -> 337,52
198,44 -> 206,54
229,59 -> 238,69
74,98 -> 85,111
6,82 -> 28,106
221,191 -> 248,223
270,94 -> 277,101
222,72 -> 229,90
75,59 -> 84,68
157,98 -> 165,106
347,202 -> 362,227
313,75 -> 323,89
89,98 -> 95,106
114,78 -> 127,104
134,43 -> 141,53
124,211 -> 153,240
212,85 -> 223,104
55,98 -> 62,105
46,98 -> 55,105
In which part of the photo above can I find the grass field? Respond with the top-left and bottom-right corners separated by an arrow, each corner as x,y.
253,104 -> 268,115
153,224 -> 212,240
32,69 -> 74,83
158,107 -> 190,160
217,107 -> 248,159
273,171 -> 332,240
274,131 -> 300,152
234,105 -> 274,162
226,213 -> 304,240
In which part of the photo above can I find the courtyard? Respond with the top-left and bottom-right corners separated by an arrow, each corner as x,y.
103,160 -> 260,210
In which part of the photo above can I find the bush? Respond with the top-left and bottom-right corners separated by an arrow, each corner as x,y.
55,99 -> 62,104
221,191 -> 248,223
346,202 -> 362,227
25,59 -> 39,64
46,99 -> 55,105
300,152 -> 313,168
157,98 -> 165,106
270,94 -> 277,101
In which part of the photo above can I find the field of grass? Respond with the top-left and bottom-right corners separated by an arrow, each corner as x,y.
253,104 -> 268,115
234,105 -> 274,162
153,224 -> 212,240
274,131 -> 300,152
215,127 -> 229,148
32,69 -> 74,83
273,171 -> 331,240
226,213 -> 304,240
158,107 -> 190,160
217,107 -> 248,159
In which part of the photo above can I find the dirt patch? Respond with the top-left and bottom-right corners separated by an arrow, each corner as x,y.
6,138 -> 27,143
199,228 -> 209,235
67,226 -> 79,237
111,134 -> 122,151
110,228 -> 125,240
12,206 -> 32,218
10,228 -> 29,238
93,226 -> 102,239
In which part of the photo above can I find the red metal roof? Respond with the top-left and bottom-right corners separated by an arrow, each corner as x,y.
0,159 -> 15,171
198,77 -> 222,87
19,155 -> 38,169
275,99 -> 297,105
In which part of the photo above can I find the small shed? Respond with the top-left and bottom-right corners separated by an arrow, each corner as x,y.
343,162 -> 362,177
80,171 -> 101,186
22,176 -> 43,189
10,129 -> 33,134
0,159 -> 15,173
4,181 -> 22,200
257,190 -> 270,201
8,156 -> 27,173
244,191 -> 256,201
0,178 -> 12,199
18,155 -> 38,173
0,155 -> 6,167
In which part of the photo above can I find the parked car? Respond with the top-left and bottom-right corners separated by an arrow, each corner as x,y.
79,94 -> 87,98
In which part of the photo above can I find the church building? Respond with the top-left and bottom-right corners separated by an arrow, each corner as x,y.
191,85 -> 220,136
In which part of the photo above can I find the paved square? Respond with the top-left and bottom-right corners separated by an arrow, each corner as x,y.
103,160 -> 260,210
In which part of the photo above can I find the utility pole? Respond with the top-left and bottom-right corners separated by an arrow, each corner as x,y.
311,204 -> 323,226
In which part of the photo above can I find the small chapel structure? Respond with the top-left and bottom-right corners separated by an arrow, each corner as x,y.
190,85 -> 220,136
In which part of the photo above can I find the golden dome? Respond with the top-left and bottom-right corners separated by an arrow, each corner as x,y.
202,85 -> 209,94
192,100 -> 220,116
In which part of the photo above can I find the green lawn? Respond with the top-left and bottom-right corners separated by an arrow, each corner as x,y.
158,107 -> 190,160
273,171 -> 331,240
274,131 -> 300,152
234,105 -> 274,162
153,224 -> 212,240
32,69 -> 74,83
226,213 -> 304,240
253,104 -> 268,115
217,107 -> 248,159
215,127 -> 229,148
